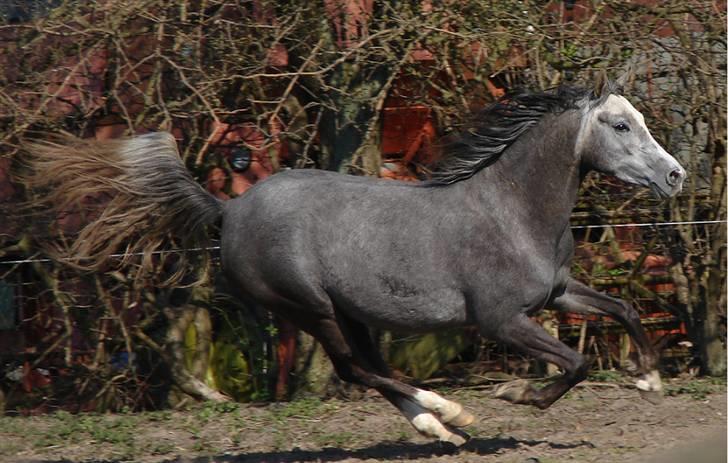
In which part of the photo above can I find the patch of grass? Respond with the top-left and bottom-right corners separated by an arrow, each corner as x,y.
151,441 -> 175,455
195,400 -> 240,422
395,426 -> 412,442
0,441 -> 22,457
25,411 -> 140,458
706,375 -> 727,387
313,431 -> 354,448
109,444 -> 139,462
270,426 -> 290,451
270,397 -> 328,422
665,378 -> 723,400
85,417 -> 136,446
0,416 -> 31,436
191,437 -> 213,453
147,409 -> 174,422
587,369 -> 624,382
230,432 -> 242,446
185,422 -> 203,440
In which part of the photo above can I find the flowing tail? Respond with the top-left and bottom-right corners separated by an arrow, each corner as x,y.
23,132 -> 221,282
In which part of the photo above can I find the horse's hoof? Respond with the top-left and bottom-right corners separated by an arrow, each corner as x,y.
638,388 -> 664,405
493,379 -> 531,403
636,370 -> 663,405
442,428 -> 470,447
445,408 -> 475,428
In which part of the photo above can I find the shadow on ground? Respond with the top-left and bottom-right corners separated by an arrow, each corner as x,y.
19,436 -> 595,463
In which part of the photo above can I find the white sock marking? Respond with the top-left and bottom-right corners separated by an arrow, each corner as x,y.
636,370 -> 662,392
414,390 -> 462,423
399,398 -> 453,441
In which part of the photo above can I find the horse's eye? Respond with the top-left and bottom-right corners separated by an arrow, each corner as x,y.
613,122 -> 630,132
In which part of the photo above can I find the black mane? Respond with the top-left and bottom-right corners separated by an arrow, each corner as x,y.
428,85 -> 615,185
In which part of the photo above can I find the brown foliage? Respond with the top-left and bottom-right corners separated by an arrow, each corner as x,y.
0,0 -> 724,411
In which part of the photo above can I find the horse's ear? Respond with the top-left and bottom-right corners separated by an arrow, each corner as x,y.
592,69 -> 610,98
615,65 -> 634,91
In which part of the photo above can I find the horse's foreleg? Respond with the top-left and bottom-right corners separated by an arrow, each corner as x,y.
491,313 -> 589,409
549,278 -> 663,403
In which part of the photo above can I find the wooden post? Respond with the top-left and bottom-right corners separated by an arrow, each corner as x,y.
577,319 -> 588,354
619,333 -> 631,368
592,336 -> 604,370
542,311 -> 560,376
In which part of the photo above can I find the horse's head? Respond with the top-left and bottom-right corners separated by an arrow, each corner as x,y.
577,91 -> 685,198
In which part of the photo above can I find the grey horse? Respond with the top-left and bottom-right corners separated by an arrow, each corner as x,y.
27,82 -> 685,445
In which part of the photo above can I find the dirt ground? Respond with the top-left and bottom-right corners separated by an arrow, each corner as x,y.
1,377 -> 726,463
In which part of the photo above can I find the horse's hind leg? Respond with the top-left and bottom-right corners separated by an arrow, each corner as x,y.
378,391 -> 471,446
343,316 -> 475,428
490,313 -> 589,409
310,316 -> 471,445
549,278 -> 663,403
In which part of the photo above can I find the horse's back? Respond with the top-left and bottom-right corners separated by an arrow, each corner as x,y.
219,170 -> 418,291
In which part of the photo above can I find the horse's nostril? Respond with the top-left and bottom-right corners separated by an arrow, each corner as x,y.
667,169 -> 683,186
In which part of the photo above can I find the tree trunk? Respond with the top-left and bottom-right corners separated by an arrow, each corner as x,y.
319,63 -> 389,173
702,254 -> 726,376
700,159 -> 727,376
291,331 -> 335,399
162,305 -> 230,403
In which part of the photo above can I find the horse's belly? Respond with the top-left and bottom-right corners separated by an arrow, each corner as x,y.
330,284 -> 469,332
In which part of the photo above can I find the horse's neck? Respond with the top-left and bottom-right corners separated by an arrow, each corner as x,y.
466,111 -> 583,235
